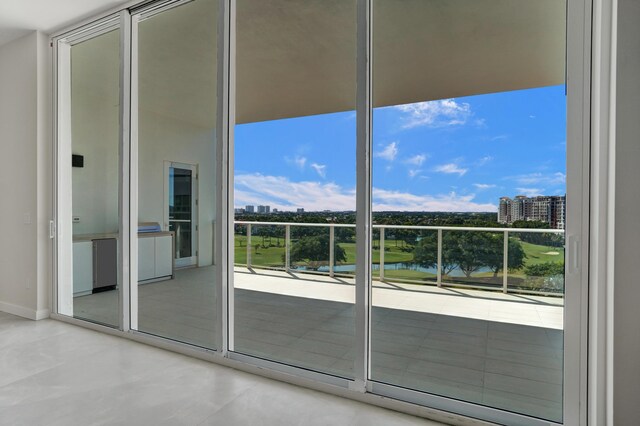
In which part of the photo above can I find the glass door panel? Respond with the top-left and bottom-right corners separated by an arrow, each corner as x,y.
370,0 -> 567,422
233,0 -> 357,378
133,0 -> 218,349
57,25 -> 122,328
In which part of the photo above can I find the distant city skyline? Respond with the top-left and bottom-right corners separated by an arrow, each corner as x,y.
235,86 -> 566,213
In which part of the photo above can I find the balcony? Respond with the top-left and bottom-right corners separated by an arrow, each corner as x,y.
235,220 -> 566,296
72,221 -> 564,421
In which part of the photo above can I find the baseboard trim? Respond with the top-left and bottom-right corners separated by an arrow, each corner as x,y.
0,302 -> 50,320
35,308 -> 51,320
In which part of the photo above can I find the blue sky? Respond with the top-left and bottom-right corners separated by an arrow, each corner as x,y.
234,85 -> 566,212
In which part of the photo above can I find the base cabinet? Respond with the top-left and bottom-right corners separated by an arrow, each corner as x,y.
138,234 -> 174,282
72,241 -> 93,296
138,238 -> 156,281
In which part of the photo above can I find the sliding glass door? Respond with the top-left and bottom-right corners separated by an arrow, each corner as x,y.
370,0 -> 567,422
131,0 -> 219,349
54,0 -> 588,423
231,0 -> 358,379
56,19 -> 122,328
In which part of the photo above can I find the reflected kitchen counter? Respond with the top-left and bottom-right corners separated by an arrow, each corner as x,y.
73,231 -> 174,242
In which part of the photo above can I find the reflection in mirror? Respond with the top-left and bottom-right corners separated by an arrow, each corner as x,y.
134,0 -> 219,349
68,29 -> 121,327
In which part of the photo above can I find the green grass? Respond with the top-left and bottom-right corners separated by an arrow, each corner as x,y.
519,240 -> 565,266
234,235 -> 414,267
234,235 -> 285,267
234,234 -> 565,287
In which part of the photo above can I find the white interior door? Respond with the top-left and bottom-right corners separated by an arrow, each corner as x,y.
164,161 -> 198,268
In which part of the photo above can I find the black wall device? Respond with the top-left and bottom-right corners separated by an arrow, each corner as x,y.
72,154 -> 84,168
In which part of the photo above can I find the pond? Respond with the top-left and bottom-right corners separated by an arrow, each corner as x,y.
293,262 -> 494,278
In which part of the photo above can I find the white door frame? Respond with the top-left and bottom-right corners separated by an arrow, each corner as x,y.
164,161 -> 198,268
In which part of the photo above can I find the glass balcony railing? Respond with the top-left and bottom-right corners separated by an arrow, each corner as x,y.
234,221 -> 565,296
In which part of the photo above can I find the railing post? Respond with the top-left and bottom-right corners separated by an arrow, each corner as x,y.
379,227 -> 385,281
503,230 -> 509,293
329,225 -> 335,278
246,223 -> 252,268
285,225 -> 290,272
437,229 -> 442,287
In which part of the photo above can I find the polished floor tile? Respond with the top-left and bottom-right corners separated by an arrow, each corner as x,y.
0,313 -> 441,426
70,267 -> 564,421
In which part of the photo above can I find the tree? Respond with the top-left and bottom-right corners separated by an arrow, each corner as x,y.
335,227 -> 356,243
453,232 -> 492,278
511,220 -> 563,247
413,232 -> 526,279
287,235 -> 347,270
412,232 -> 458,276
523,262 -> 565,292
524,262 -> 564,277
483,235 -> 526,277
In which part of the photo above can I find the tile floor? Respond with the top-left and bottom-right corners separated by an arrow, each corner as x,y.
0,311 -> 442,426
72,266 -> 564,422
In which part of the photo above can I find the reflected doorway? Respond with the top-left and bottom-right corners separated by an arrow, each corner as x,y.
164,161 -> 198,268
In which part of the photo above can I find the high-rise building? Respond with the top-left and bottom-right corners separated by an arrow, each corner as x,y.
245,205 -> 255,213
257,205 -> 270,214
497,195 -> 566,229
498,197 -> 510,223
297,208 -> 305,213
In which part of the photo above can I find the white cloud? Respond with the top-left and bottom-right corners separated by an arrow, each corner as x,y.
473,183 -> 496,190
375,142 -> 399,161
512,172 -> 566,186
408,169 -> 422,178
405,154 -> 427,166
284,155 -> 306,170
394,99 -> 473,129
515,187 -> 544,197
234,173 -> 495,212
310,163 -> 326,178
476,155 -> 493,166
235,174 -> 356,212
373,189 -> 496,212
434,163 -> 468,176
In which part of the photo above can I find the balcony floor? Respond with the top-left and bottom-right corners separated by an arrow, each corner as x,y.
235,267 -> 564,329
73,266 -> 564,422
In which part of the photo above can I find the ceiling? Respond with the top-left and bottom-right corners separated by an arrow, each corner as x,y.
235,0 -> 565,123
43,0 -> 566,125
0,0 -> 129,47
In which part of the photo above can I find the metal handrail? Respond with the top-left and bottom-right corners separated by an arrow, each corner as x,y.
234,220 -> 565,294
234,220 -> 565,234
235,220 -> 354,228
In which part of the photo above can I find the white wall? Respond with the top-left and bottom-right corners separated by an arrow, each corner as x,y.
0,31 -> 50,320
138,110 -> 216,267
70,30 -> 120,236
613,0 -> 640,422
